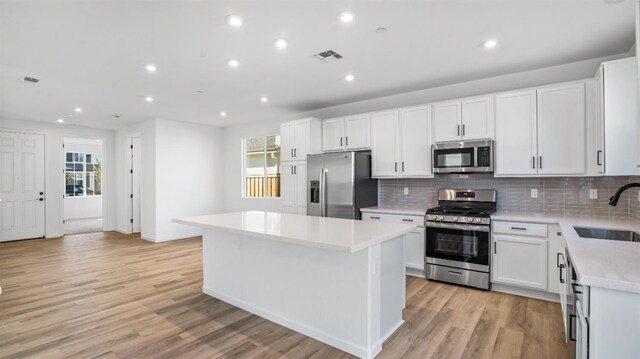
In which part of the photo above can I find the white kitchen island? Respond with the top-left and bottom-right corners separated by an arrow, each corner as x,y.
173,211 -> 416,359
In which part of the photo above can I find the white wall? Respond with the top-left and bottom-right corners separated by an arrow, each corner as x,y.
222,53 -> 629,213
63,139 -> 103,220
115,118 -> 223,242
0,118 -> 115,237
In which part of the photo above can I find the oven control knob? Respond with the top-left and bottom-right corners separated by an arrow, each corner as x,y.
452,217 -> 458,222
474,218 -> 481,223
466,217 -> 473,222
437,216 -> 444,221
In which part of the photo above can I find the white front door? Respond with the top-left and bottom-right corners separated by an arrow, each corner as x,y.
0,131 -> 45,241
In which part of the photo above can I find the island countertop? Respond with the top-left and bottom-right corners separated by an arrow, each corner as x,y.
173,211 -> 416,253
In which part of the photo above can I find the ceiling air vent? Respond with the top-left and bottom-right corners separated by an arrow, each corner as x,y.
23,76 -> 39,84
313,50 -> 343,64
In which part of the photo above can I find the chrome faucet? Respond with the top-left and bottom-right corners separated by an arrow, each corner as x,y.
609,183 -> 640,206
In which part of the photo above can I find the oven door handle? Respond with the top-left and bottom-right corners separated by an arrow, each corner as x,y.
425,222 -> 491,232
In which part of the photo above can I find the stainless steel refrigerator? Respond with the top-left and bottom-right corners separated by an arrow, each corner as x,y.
307,151 -> 378,220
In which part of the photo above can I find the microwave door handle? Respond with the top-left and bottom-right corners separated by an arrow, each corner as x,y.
474,146 -> 478,168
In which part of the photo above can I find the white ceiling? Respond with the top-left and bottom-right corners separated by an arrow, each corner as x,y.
0,0 -> 635,130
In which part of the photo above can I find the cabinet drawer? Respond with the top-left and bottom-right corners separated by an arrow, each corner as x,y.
361,212 -> 424,227
493,221 -> 548,237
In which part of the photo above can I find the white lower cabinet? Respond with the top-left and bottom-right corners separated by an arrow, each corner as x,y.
362,212 -> 425,275
281,163 -> 307,215
493,234 -> 548,290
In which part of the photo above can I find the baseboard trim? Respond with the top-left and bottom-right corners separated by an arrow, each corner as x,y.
492,283 -> 560,303
203,286 -> 376,359
141,232 -> 202,243
406,267 -> 426,278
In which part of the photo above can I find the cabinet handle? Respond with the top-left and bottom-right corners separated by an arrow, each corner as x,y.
291,149 -> 294,158
340,137 -> 343,146
448,270 -> 463,276
294,166 -> 296,175
402,162 -> 405,172
402,218 -> 414,222
494,243 -> 497,254
597,150 -> 602,166
462,124 -> 466,136
346,136 -> 349,146
556,252 -> 563,267
539,156 -> 542,169
510,227 -> 527,231
294,148 -> 297,157
560,264 -> 566,284
532,156 -> 536,169
569,314 -> 576,342
457,125 -> 460,136
395,162 -> 398,172
572,283 -> 583,294
370,216 -> 380,219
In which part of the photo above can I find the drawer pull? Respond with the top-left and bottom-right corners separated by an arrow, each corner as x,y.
402,219 -> 414,222
448,270 -> 463,276
370,216 -> 380,219
511,227 -> 527,231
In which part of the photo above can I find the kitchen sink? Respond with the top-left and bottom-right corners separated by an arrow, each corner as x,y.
573,226 -> 640,242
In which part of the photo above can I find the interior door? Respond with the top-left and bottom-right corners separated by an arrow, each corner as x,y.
324,152 -> 354,219
0,131 -> 45,242
537,83 -> 586,175
433,101 -> 462,143
400,105 -> 432,177
131,137 -> 141,233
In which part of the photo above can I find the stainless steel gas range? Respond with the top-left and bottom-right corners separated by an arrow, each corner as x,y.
424,189 -> 497,290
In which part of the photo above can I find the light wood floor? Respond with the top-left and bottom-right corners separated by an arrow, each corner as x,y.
0,232 -> 571,359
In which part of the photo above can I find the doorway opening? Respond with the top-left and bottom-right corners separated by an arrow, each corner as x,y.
63,137 -> 104,235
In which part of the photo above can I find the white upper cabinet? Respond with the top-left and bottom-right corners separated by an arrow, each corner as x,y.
322,118 -> 344,152
322,114 -> 370,152
495,83 -> 586,176
344,114 -> 370,150
400,105 -> 432,177
600,57 -> 639,175
594,66 -> 605,174
495,90 -> 538,176
433,101 -> 461,142
536,82 -> 586,175
461,96 -> 494,140
371,106 -> 432,178
280,117 -> 322,163
371,110 -> 400,177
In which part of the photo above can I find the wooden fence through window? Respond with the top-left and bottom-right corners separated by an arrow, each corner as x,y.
246,175 -> 280,197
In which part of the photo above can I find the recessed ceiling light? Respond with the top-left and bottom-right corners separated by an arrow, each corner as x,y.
345,74 -> 355,82
260,97 -> 269,103
338,11 -> 354,23
74,107 -> 82,113
226,15 -> 243,27
483,40 -> 498,49
145,64 -> 157,72
227,59 -> 240,68
145,96 -> 154,102
274,39 -> 288,49
220,111 -> 227,117
56,118 -> 64,123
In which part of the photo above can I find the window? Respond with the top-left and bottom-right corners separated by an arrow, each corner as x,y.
243,135 -> 280,198
65,152 -> 102,197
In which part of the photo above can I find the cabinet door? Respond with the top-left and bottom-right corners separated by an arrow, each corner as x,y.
281,122 -> 296,162
371,110 -> 400,177
294,120 -> 311,160
462,96 -> 494,140
405,228 -> 426,271
594,67 -> 605,173
537,83 -> 586,175
495,90 -> 538,175
280,164 -> 296,208
492,234 -> 548,290
558,245 -> 569,342
547,226 -> 563,295
345,114 -> 370,150
400,105 -> 432,177
433,101 -> 462,142
295,163 -> 307,214
322,118 -> 345,152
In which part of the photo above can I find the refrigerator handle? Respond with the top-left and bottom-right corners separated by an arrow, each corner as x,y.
319,168 -> 327,217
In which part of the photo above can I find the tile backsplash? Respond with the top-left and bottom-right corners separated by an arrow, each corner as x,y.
379,174 -> 640,221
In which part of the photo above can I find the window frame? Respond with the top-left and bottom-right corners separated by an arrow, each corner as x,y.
241,134 -> 281,199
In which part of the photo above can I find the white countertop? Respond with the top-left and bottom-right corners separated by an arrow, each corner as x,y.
493,212 -> 640,294
173,211 -> 416,253
360,206 -> 428,217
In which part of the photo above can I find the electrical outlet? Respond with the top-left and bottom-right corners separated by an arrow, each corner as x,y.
404,187 -> 409,195
531,189 -> 538,198
589,189 -> 598,199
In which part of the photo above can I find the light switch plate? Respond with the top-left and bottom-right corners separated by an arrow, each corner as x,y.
404,187 -> 409,195
589,189 -> 598,199
531,189 -> 538,198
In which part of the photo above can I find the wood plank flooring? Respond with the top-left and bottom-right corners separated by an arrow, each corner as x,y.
0,232 -> 572,358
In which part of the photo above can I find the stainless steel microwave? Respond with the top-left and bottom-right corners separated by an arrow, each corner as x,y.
432,139 -> 494,174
